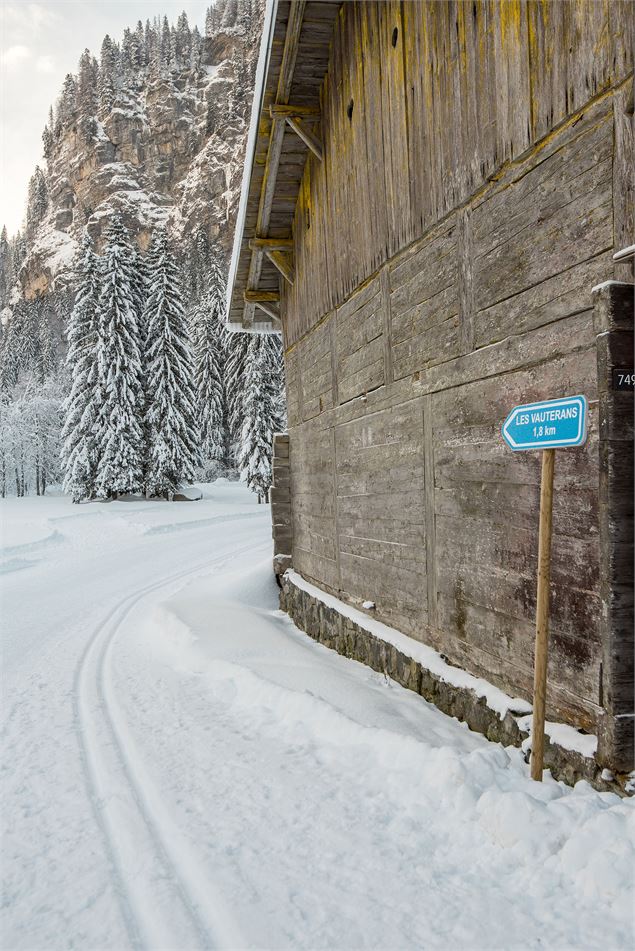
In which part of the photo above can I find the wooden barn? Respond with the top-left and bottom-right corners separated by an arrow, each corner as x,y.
226,0 -> 634,781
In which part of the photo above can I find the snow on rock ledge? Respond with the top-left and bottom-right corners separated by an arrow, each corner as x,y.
281,569 -> 625,794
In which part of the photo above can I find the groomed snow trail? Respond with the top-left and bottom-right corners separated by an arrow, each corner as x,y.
74,544 -> 256,950
2,484 -> 634,950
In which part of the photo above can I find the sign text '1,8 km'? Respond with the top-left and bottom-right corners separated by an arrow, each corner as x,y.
502,395 -> 588,452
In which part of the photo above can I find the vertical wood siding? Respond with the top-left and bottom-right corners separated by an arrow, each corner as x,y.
283,1 -> 633,730
283,0 -> 633,345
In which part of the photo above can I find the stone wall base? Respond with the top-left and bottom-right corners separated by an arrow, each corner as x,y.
281,571 -> 632,796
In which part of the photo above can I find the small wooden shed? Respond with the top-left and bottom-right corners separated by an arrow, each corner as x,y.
227,0 -> 634,775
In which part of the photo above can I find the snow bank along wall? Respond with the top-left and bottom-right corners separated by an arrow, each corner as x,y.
228,1 -> 634,774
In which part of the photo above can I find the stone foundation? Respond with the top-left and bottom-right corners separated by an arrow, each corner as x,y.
281,571 -> 632,795
270,433 -> 292,578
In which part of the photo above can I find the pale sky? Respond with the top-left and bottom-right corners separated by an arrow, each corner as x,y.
0,0 -> 210,236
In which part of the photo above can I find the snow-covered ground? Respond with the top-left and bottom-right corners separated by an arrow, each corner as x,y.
1,483 -> 633,950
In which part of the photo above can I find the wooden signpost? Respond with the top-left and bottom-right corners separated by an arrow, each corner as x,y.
502,395 -> 588,781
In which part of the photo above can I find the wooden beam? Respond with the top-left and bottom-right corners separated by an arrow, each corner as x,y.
265,249 -> 295,285
249,237 -> 293,251
244,290 -> 280,303
276,0 -> 306,103
254,301 -> 281,326
270,104 -> 320,119
242,0 -> 306,329
286,117 -> 323,161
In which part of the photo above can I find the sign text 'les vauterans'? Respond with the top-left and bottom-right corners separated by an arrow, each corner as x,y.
502,395 -> 588,451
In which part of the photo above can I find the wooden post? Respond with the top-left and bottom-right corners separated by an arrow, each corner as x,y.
530,448 -> 556,781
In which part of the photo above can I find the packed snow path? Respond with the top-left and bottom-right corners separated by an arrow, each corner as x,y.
1,484 -> 633,950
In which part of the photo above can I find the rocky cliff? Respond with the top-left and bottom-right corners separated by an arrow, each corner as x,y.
8,2 -> 262,305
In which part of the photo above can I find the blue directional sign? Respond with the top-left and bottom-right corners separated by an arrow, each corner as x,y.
502,395 -> 588,451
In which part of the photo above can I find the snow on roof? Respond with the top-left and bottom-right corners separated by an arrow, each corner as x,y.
613,244 -> 635,262
225,0 -> 278,330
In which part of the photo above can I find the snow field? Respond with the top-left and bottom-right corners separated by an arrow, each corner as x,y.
2,484 -> 634,950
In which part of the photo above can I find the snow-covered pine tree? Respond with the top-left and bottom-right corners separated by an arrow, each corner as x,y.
58,73 -> 78,128
265,331 -> 287,433
133,21 -> 145,68
42,122 -> 53,161
143,229 -> 199,499
194,256 -> 227,479
77,49 -> 99,118
33,296 -> 56,381
9,231 -> 26,288
60,234 -> 101,501
99,36 -> 116,117
239,333 -> 277,503
176,10 -> 192,66
0,226 -> 10,310
94,215 -> 145,498
25,167 -> 48,240
190,26 -> 203,66
224,326 -> 248,466
160,16 -> 172,76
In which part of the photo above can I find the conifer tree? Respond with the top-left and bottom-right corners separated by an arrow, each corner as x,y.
0,227 -> 10,309
134,21 -> 145,67
176,12 -> 192,63
94,215 -> 145,497
160,16 -> 172,76
58,73 -> 78,127
194,257 -> 227,479
99,36 -> 116,117
42,123 -> 53,161
239,333 -> 276,502
33,296 -> 56,382
26,167 -> 48,239
190,26 -> 202,66
143,229 -> 199,498
224,326 -> 248,465
10,232 -> 26,286
77,49 -> 98,117
60,235 -> 101,501
205,6 -> 216,37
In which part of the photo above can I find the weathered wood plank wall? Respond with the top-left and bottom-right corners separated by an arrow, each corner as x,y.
284,0 -> 633,343
282,1 -> 634,733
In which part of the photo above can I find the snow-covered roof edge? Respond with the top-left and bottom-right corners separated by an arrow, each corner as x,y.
225,0 -> 279,329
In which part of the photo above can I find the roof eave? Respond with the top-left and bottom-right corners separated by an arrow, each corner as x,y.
225,0 -> 279,330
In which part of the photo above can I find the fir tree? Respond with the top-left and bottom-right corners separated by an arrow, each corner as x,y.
99,36 -> 116,117
224,325 -> 248,465
194,257 -> 227,479
239,333 -> 276,503
10,232 -> 26,286
77,49 -> 99,116
0,226 -> 10,309
42,123 -> 53,161
33,296 -> 56,381
144,229 -> 199,498
25,167 -> 48,239
94,215 -> 145,497
160,16 -> 172,76
58,73 -> 78,127
0,296 -> 56,386
60,235 -> 101,501
134,21 -> 145,68
190,26 -> 203,66
222,0 -> 238,29
176,12 -> 192,63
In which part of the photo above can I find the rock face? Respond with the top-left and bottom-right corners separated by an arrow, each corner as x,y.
16,13 -> 262,302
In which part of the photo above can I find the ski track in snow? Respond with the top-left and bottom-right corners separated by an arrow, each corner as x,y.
2,484 -> 634,950
74,542 -> 259,950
